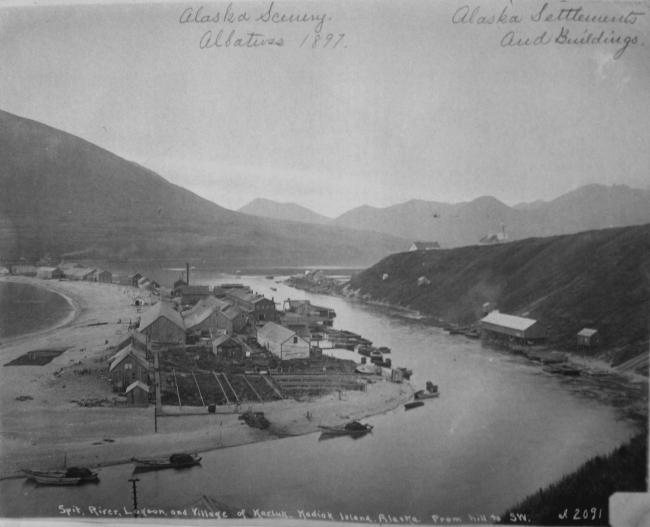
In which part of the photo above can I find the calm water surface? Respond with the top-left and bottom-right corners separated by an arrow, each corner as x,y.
0,281 -> 74,340
0,274 -> 638,520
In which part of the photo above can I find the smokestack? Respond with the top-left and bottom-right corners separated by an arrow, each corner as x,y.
186,263 -> 190,286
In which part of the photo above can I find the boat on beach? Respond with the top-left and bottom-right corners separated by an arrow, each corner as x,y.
543,364 -> 581,376
404,401 -> 425,410
414,390 -> 439,400
22,467 -> 99,485
132,453 -> 202,469
318,421 -> 373,435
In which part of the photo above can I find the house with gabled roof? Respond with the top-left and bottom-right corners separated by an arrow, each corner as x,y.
257,322 -> 309,360
109,346 -> 150,391
410,241 -> 440,251
138,301 -> 186,344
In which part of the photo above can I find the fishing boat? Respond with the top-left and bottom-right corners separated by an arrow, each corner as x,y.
405,401 -> 425,410
270,287 -> 277,291
543,364 -> 581,376
22,467 -> 99,485
396,367 -> 413,379
355,363 -> 381,375
266,276 -> 274,279
318,421 -> 373,435
132,453 -> 202,469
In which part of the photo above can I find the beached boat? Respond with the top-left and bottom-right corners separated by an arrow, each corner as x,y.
270,287 -> 277,291
22,467 -> 99,485
414,390 -> 439,400
355,363 -> 381,375
266,276 -> 274,279
318,421 -> 373,435
396,367 -> 413,379
543,364 -> 581,376
132,453 -> 202,469
404,401 -> 425,410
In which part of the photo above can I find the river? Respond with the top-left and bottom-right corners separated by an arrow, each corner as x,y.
0,273 -> 638,521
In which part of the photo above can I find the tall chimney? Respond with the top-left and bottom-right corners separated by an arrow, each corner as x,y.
186,263 -> 190,286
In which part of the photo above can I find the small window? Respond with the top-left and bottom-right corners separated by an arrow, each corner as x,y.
293,337 -> 298,344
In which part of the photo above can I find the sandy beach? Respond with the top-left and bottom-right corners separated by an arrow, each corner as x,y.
0,277 -> 412,479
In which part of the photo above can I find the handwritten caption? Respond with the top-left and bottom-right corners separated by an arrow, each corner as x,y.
58,504 -> 509,523
179,2 -> 345,50
452,2 -> 646,59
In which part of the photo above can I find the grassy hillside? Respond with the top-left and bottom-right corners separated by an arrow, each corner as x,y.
346,225 -> 650,362
0,110 -> 408,267
500,432 -> 647,526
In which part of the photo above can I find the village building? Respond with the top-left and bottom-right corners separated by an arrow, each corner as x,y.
109,347 -> 150,391
63,267 -> 96,281
212,335 -> 243,359
216,305 -> 248,335
480,311 -> 547,345
137,276 -> 151,288
418,276 -> 431,287
257,322 -> 310,360
282,300 -> 336,328
410,241 -> 441,251
173,278 -> 188,289
183,304 -> 219,335
114,331 -> 148,355
0,267 -> 9,275
577,328 -> 600,349
138,301 -> 186,344
125,380 -> 150,406
127,273 -> 143,286
11,265 -> 38,276
305,269 -> 325,282
93,269 -> 112,283
108,343 -> 146,365
225,289 -> 280,324
36,267 -> 63,279
479,222 -> 509,245
172,285 -> 211,305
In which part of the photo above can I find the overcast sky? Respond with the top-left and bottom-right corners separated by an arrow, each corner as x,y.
1,0 -> 648,216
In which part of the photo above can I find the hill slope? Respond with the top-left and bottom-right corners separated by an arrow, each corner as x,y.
0,110 -> 408,266
238,198 -> 332,225
346,225 -> 650,363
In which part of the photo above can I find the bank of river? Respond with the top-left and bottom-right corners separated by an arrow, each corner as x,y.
0,274 -> 644,521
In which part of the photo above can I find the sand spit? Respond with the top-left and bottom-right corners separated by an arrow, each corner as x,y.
0,277 -> 412,479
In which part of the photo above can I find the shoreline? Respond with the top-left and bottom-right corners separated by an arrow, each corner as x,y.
0,277 -> 412,480
0,276 -> 82,346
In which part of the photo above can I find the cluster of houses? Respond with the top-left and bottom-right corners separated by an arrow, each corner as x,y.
127,272 -> 160,291
10,262 -> 113,283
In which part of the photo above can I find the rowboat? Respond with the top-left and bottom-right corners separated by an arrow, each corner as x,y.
404,401 -> 425,410
318,421 -> 373,435
132,453 -> 202,469
22,468 -> 99,485
414,390 -> 439,400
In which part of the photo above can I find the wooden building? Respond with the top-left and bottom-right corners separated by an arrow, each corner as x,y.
183,304 -> 218,335
37,267 -> 63,279
114,332 -> 148,355
93,269 -> 112,283
410,241 -> 440,251
11,265 -> 38,276
138,302 -> 186,344
212,335 -> 243,359
172,285 -> 211,305
480,311 -> 547,344
257,322 -> 310,360
216,305 -> 248,335
225,290 -> 279,323
109,348 -> 150,391
63,267 -> 96,281
125,380 -> 150,406
128,273 -> 143,286
577,328 -> 600,349
173,278 -> 188,289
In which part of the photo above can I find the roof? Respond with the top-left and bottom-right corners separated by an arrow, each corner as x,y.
118,330 -> 147,346
412,241 -> 440,249
578,328 -> 598,337
109,347 -> 149,371
257,322 -> 298,344
212,335 -> 239,347
480,311 -> 538,331
139,301 -> 185,332
137,276 -> 150,285
175,285 -> 210,295
183,305 -> 216,329
221,305 -> 245,320
128,273 -> 142,279
37,267 -> 59,272
125,380 -> 150,394
93,269 -> 110,276
108,344 -> 146,364
65,267 -> 96,277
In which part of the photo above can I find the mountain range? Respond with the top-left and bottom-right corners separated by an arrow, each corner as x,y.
239,185 -> 650,247
0,110 -> 408,267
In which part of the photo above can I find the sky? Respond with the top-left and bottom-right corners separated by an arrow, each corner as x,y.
1,0 -> 649,216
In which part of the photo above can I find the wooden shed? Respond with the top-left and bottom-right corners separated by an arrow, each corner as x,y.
109,348 -> 150,392
93,269 -> 112,283
138,302 -> 186,344
128,273 -> 142,286
114,332 -> 148,354
577,328 -> 600,349
212,336 -> 243,359
257,322 -> 309,360
480,311 -> 547,344
183,304 -> 218,334
125,380 -> 150,406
